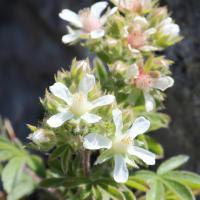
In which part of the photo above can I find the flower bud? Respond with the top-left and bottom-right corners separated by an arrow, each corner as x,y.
71,59 -> 90,74
32,129 -> 56,150
122,109 -> 134,124
113,61 -> 127,75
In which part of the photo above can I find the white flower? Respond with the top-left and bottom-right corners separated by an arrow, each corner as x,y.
83,109 -> 155,183
125,64 -> 174,112
47,73 -> 115,128
111,0 -> 151,13
158,17 -> 180,42
124,16 -> 157,56
59,2 -> 118,44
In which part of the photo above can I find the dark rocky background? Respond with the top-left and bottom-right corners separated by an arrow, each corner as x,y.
0,0 -> 200,199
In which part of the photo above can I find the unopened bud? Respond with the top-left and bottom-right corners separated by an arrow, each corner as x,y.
122,109 -> 134,124
71,60 -> 90,74
113,61 -> 127,74
32,129 -> 56,150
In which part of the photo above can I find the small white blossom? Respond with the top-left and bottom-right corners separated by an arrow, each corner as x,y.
59,2 -> 118,43
47,73 -> 115,128
125,64 -> 174,112
112,0 -> 151,13
158,17 -> 180,42
83,109 -> 155,183
124,16 -> 157,56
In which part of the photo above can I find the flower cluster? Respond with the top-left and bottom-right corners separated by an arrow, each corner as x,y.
26,0 -> 181,186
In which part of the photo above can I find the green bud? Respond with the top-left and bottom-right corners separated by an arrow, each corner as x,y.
32,129 -> 56,151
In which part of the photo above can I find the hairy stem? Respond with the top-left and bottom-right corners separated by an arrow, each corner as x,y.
83,148 -> 90,178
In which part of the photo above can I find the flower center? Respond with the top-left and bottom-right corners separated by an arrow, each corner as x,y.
128,30 -> 146,49
70,92 -> 89,116
112,135 -> 133,154
135,73 -> 152,91
79,8 -> 101,33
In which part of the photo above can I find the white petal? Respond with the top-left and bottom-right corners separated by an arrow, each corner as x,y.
59,9 -> 83,28
78,73 -> 95,96
143,28 -> 157,37
112,109 -> 123,137
143,91 -> 156,112
91,2 -> 108,19
81,112 -> 101,123
125,117 -> 150,139
123,26 -> 129,37
62,33 -> 79,44
159,17 -> 172,26
128,44 -> 140,53
49,82 -> 73,105
83,133 -> 112,150
126,64 -> 139,79
100,7 -> 118,25
114,154 -> 129,183
91,29 -> 105,39
151,76 -> 174,91
134,16 -> 147,29
128,146 -> 155,165
161,24 -> 180,40
139,46 -> 157,52
47,110 -> 74,128
89,95 -> 115,110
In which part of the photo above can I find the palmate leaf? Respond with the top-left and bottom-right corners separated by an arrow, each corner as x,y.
2,157 -> 26,193
27,155 -> 46,178
92,184 -> 103,200
40,177 -> 67,188
146,178 -> 164,200
157,155 -> 189,175
133,170 -> 156,182
63,177 -> 91,188
97,182 -> 125,200
125,176 -> 150,192
162,171 -> 200,188
49,144 -> 69,160
161,178 -> 195,200
77,184 -> 92,199
122,187 -> 136,200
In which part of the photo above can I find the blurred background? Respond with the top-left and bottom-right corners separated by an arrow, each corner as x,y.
1,0 -> 200,195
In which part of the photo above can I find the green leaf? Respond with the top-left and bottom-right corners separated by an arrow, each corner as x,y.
63,177 -> 91,188
48,159 -> 64,176
157,155 -> 189,175
123,188 -> 136,200
94,58 -> 107,81
78,184 -> 92,199
0,142 -> 24,156
94,179 -> 123,190
162,171 -> 200,188
7,180 -> 35,200
96,149 -> 115,164
146,178 -> 164,200
0,149 -> 14,161
49,144 -> 68,160
27,155 -> 46,178
97,182 -> 125,200
133,170 -> 156,182
125,176 -> 150,192
22,142 -> 39,150
145,135 -> 164,156
61,147 -> 71,174
161,178 -> 195,200
40,177 -> 67,188
128,88 -> 141,105
92,184 -> 103,200
2,157 -> 25,193
144,54 -> 154,72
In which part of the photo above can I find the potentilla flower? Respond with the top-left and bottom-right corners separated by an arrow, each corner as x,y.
59,2 -> 118,44
125,63 -> 174,112
47,73 -> 115,128
83,109 -> 155,183
124,16 -> 157,56
157,17 -> 180,42
111,0 -> 151,13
